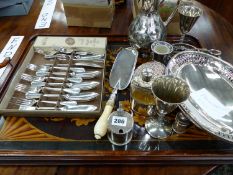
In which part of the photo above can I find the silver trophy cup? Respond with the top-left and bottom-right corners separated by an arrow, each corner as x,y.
145,76 -> 190,139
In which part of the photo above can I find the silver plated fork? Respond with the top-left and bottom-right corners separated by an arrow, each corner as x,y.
27,63 -> 86,73
27,64 -> 51,71
9,97 -> 78,106
21,73 -> 83,83
9,97 -> 38,106
15,83 -> 81,95
15,83 -> 31,92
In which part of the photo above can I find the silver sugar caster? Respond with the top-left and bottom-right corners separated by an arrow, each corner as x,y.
107,106 -> 134,146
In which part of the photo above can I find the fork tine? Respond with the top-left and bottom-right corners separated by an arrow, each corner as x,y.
23,73 -> 34,78
27,63 -> 51,72
10,97 -> 33,102
16,84 -> 28,89
21,73 -> 34,81
21,73 -> 47,82
15,83 -> 30,93
15,83 -> 41,93
27,64 -> 38,71
8,97 -> 35,106
9,101 -> 31,106
16,83 -> 27,87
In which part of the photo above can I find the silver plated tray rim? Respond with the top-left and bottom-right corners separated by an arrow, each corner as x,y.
166,50 -> 233,142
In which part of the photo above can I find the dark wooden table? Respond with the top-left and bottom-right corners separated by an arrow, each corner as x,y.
0,0 -> 233,174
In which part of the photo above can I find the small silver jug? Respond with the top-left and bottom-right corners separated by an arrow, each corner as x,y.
129,0 -> 181,49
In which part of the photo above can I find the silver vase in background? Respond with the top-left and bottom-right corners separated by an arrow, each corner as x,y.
128,0 -> 181,49
178,2 -> 202,43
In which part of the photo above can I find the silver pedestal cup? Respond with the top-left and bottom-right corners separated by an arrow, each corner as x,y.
145,76 -> 190,139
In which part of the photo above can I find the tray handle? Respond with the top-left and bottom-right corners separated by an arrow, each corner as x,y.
0,57 -> 11,69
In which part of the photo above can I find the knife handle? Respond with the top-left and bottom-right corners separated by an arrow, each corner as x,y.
94,91 -> 116,139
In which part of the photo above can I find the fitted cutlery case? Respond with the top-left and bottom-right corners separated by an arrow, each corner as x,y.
0,36 -> 107,117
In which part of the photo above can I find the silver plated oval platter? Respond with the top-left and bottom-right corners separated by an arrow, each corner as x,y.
166,51 -> 233,142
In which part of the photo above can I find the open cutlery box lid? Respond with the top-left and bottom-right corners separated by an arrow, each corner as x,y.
0,36 -> 107,118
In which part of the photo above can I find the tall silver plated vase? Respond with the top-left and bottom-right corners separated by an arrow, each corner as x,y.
128,0 -> 181,49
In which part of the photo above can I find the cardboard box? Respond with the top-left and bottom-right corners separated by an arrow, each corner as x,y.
61,0 -> 109,6
0,0 -> 34,17
62,0 -> 115,28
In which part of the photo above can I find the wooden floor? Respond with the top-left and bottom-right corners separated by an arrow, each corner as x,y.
0,165 -> 217,175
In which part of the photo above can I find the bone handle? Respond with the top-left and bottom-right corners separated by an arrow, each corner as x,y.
94,93 -> 116,139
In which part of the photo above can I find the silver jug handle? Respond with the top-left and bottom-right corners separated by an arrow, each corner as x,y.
160,0 -> 165,4
163,0 -> 181,27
